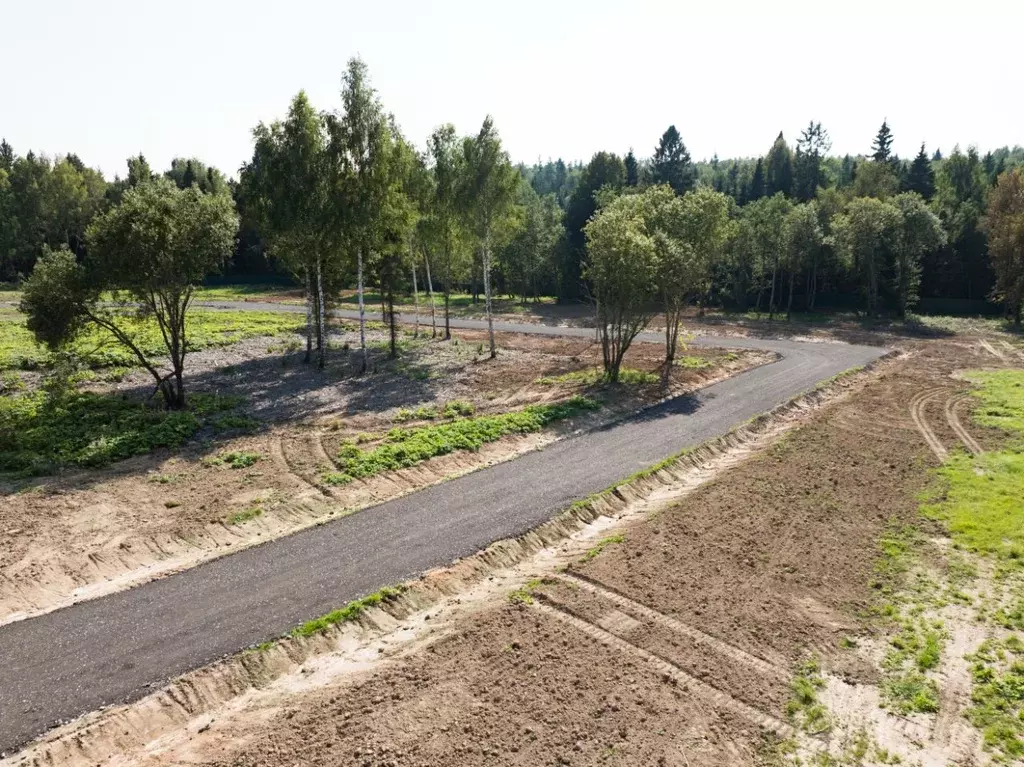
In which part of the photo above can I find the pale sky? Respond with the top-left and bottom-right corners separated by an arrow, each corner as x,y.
4,0 -> 1022,180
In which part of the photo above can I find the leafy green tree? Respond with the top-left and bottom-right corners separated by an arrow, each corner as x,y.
460,116 -> 519,358
0,139 -> 13,171
746,193 -> 793,316
890,193 -> 946,317
853,161 -> 900,199
20,181 -> 238,408
624,149 -> 639,187
244,90 -> 334,368
584,195 -> 658,381
793,122 -> 831,201
651,125 -> 695,194
765,132 -> 793,198
503,184 -> 563,304
784,202 -> 823,317
831,197 -> 900,315
903,144 -> 936,200
654,187 -> 732,363
931,145 -> 990,300
425,124 -> 466,338
983,168 -> 1024,324
872,120 -> 894,163
333,57 -> 395,372
563,152 -> 625,299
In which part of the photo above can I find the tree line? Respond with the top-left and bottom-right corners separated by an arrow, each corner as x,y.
8,60 -> 1024,399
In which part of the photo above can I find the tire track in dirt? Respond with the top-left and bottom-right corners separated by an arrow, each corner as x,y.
530,599 -> 806,744
556,572 -> 790,681
909,388 -> 949,461
945,395 -> 983,456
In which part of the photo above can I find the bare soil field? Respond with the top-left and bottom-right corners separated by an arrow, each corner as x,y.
19,334 -> 1016,767
0,321 -> 766,624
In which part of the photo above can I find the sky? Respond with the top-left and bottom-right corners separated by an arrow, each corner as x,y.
3,0 -> 1022,180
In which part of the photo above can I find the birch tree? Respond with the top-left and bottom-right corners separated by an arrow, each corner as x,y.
459,117 -> 518,359
243,91 -> 333,368
336,57 -> 391,373
426,124 -> 464,339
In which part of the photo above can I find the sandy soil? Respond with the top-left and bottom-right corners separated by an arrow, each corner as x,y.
0,324 -> 766,624
36,335 -> 1011,767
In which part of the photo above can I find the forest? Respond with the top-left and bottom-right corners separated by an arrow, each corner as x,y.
3,57 -> 1024,343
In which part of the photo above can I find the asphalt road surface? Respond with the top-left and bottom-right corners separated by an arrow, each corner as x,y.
0,310 -> 886,755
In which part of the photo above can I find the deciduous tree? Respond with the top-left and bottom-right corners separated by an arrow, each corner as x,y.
983,168 -> 1024,324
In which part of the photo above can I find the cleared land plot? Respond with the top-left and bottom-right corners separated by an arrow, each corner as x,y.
0,317 -> 762,622
71,336 -> 1022,767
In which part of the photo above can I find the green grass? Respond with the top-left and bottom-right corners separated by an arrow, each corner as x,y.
785,658 -> 832,735
537,367 -> 659,386
0,310 -> 304,370
0,391 -> 241,476
290,587 -> 404,638
578,534 -> 625,564
964,638 -> 1024,761
393,401 -> 474,423
674,355 -> 713,370
204,450 -> 261,469
227,506 -> 264,525
508,578 -> 546,605
922,370 -> 1024,564
324,396 -> 599,485
194,284 -> 302,302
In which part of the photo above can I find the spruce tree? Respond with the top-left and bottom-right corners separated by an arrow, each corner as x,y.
872,120 -> 894,163
903,144 -> 936,200
749,158 -> 766,202
624,148 -> 639,187
651,125 -> 694,194
932,148 -> 943,162
765,132 -> 793,197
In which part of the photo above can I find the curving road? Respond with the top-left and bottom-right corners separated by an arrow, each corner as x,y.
0,310 -> 886,755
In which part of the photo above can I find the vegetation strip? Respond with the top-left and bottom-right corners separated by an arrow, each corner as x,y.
324,395 -> 599,485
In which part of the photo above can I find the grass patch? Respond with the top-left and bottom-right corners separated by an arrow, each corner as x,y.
785,657 -> 832,735
537,367 -> 658,386
205,450 -> 261,469
964,637 -> 1024,761
0,310 -> 303,370
290,586 -> 404,638
508,578 -> 545,605
0,390 -> 241,476
227,506 -> 264,525
393,401 -> 474,423
324,396 -> 599,485
674,355 -> 712,370
922,370 -> 1024,565
578,534 -> 625,564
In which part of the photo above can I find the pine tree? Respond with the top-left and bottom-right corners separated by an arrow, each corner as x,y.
932,148 -> 943,162
839,155 -> 855,188
0,139 -> 13,171
651,125 -> 694,194
749,158 -> 766,202
793,121 -> 831,201
765,132 -> 793,197
872,120 -> 894,163
903,144 -> 936,200
727,161 -> 741,202
624,148 -> 639,187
